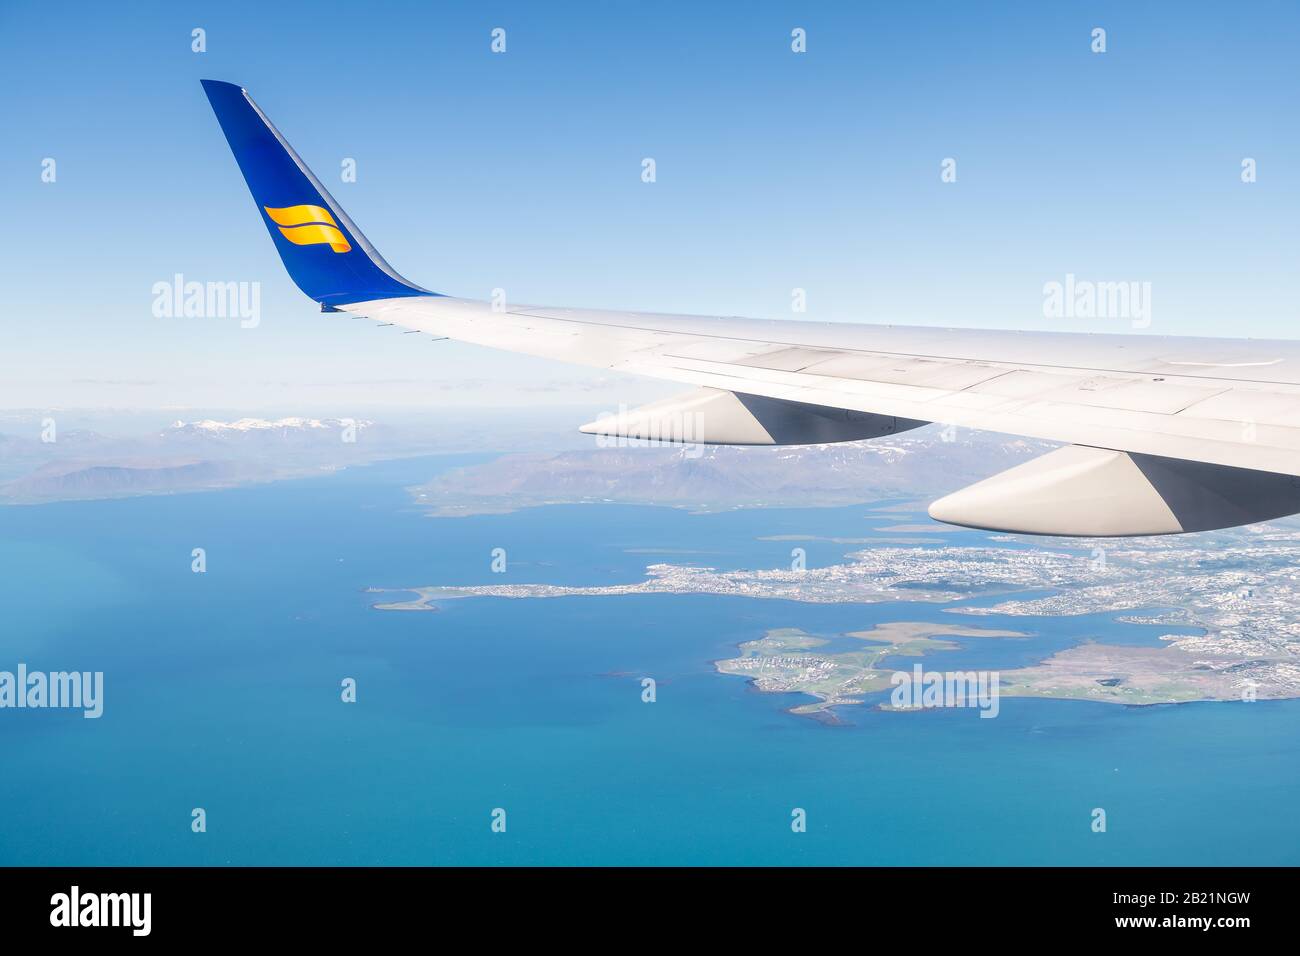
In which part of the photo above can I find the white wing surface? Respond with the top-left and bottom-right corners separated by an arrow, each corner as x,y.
351,296 -> 1300,478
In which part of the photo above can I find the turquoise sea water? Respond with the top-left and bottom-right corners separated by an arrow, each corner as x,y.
0,455 -> 1296,866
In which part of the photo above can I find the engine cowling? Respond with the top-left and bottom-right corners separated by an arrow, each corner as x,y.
928,444 -> 1300,536
580,388 -> 927,446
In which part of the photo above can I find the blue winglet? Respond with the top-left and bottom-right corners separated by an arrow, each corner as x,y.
201,79 -> 435,307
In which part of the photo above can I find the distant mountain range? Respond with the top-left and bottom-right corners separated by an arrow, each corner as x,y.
1,417 -> 397,503
0,413 -> 1058,509
410,429 -> 1059,515
3,459 -> 261,501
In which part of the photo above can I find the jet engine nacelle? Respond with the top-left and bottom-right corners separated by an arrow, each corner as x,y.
580,388 -> 928,446
929,444 -> 1300,536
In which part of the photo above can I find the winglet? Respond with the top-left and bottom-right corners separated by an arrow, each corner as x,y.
201,79 -> 435,307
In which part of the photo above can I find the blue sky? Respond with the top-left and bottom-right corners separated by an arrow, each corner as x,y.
2,0 -> 1298,411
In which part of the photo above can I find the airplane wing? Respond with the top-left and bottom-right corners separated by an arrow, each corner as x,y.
202,79 -> 1300,537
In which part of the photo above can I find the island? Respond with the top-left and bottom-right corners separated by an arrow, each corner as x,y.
714,623 -> 1026,721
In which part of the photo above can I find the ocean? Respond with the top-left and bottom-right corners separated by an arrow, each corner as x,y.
1,454 -> 1296,865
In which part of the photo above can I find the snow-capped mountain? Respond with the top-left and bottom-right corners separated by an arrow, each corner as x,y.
168,417 -> 373,437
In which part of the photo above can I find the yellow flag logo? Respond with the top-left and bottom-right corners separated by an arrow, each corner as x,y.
264,205 -> 351,253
